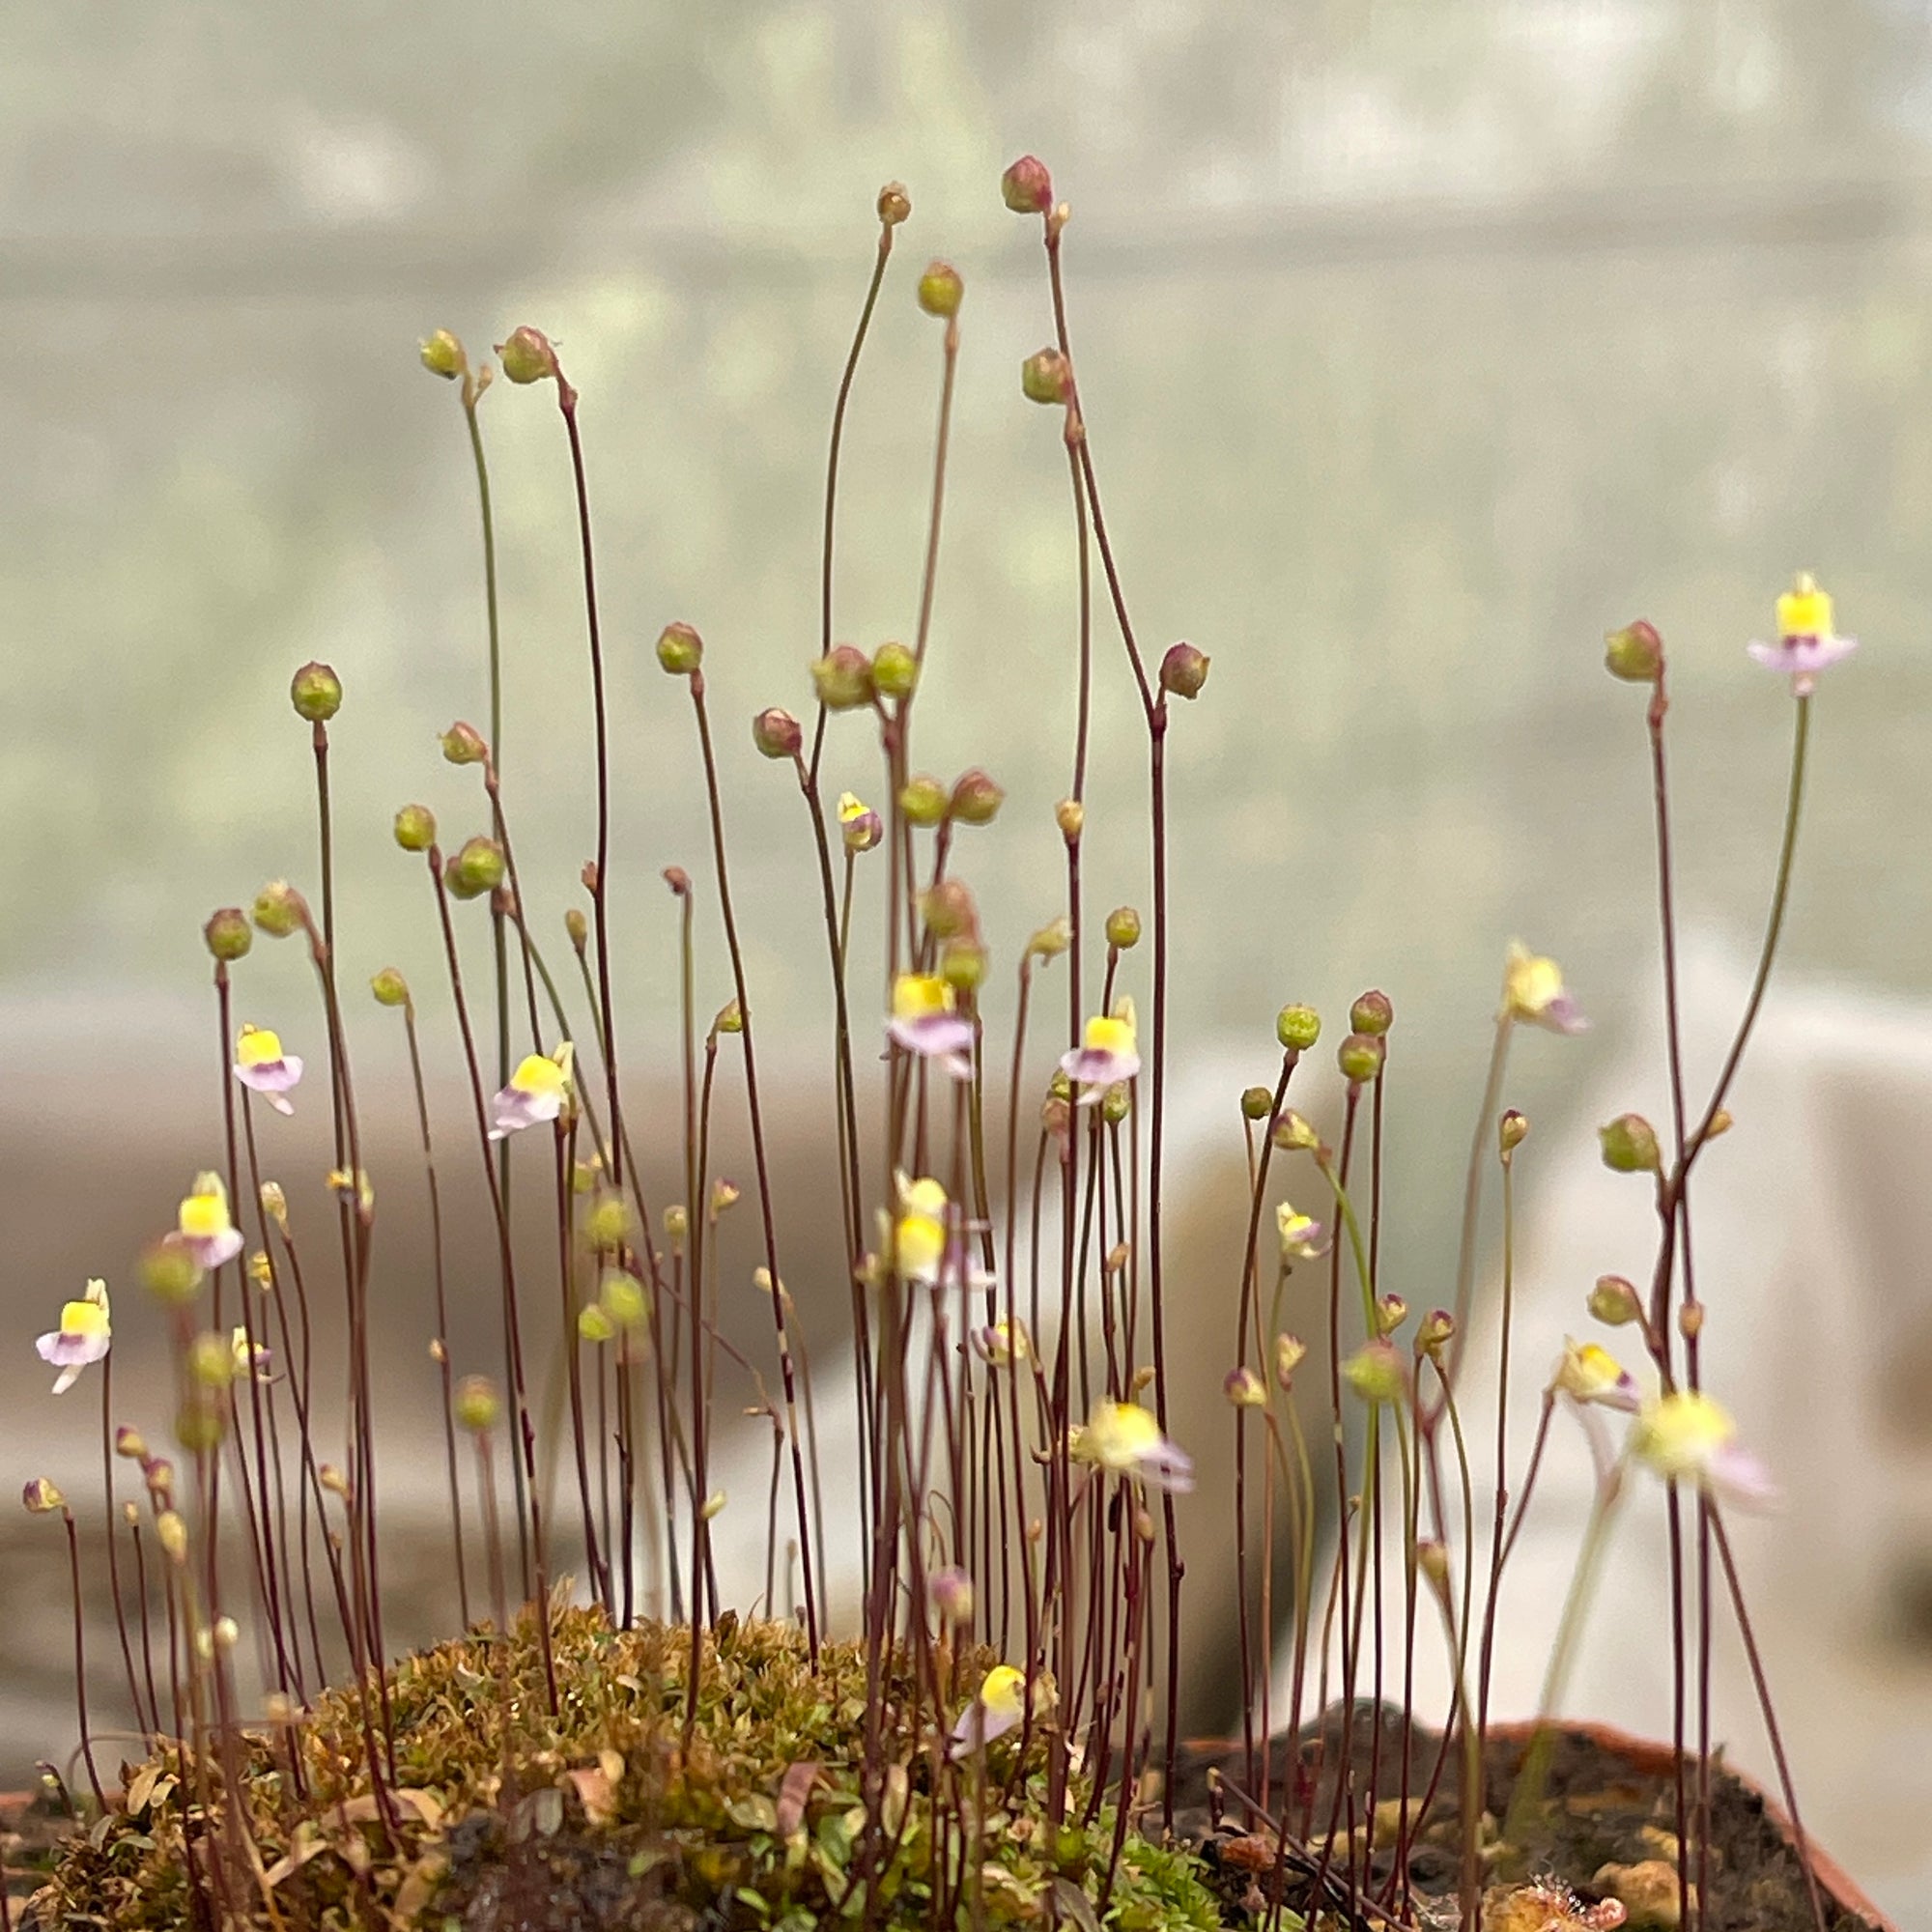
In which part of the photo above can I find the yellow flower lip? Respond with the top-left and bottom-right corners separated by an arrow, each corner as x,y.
59,1299 -> 109,1341
892,974 -> 954,1022
1082,1014 -> 1135,1057
180,1186 -> 234,1241
1776,572 -> 1833,639
236,1024 -> 284,1067
510,1053 -> 566,1101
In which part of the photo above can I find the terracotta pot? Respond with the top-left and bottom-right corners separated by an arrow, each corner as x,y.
1485,1719 -> 1896,1932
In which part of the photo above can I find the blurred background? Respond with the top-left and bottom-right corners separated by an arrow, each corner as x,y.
2,0 -> 1929,1913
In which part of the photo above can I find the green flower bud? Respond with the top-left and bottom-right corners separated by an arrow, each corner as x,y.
1240,1085 -> 1274,1122
290,661 -> 343,724
440,721 -> 489,766
175,1395 -> 227,1454
753,707 -> 802,760
1599,1112 -> 1662,1175
578,1304 -> 617,1346
187,1331 -> 235,1389
419,329 -> 466,380
496,326 -> 558,385
949,768 -> 1004,826
1500,1108 -> 1529,1152
453,1376 -> 500,1433
810,644 -> 873,711
1350,989 -> 1393,1037
1100,1081 -> 1132,1124
446,836 -> 507,901
941,939 -> 986,993
1105,906 -> 1142,951
251,881 -> 304,939
565,907 -> 589,950
1001,155 -> 1054,214
1375,1293 -> 1408,1339
1337,1032 -> 1384,1084
1158,641 -> 1210,700
203,907 -> 253,963
1588,1274 -> 1643,1327
1021,348 -> 1072,406
393,803 -> 437,851
921,877 -> 979,941
370,967 -> 410,1009
1276,1005 -> 1321,1052
900,774 -> 949,828
1605,619 -> 1663,684
917,261 -> 963,318
656,621 -> 703,676
871,640 -> 918,699
602,1272 -> 647,1330
663,1204 -> 689,1243
1343,1340 -> 1407,1406
584,1193 -> 633,1252
877,182 -> 911,227
140,1236 -> 202,1306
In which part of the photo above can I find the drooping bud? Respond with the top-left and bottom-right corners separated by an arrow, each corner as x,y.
446,837 -> 507,901
1001,155 -> 1054,215
1276,1005 -> 1321,1052
251,881 -> 304,940
928,1565 -> 974,1627
419,329 -> 466,379
1021,349 -> 1072,406
496,326 -> 559,385
1026,916 -> 1071,961
655,622 -> 703,676
454,1377 -> 500,1433
1240,1086 -> 1274,1122
917,261 -> 963,318
22,1477 -> 65,1516
900,774 -> 949,827
1105,906 -> 1142,951
877,182 -> 911,227
440,721 -> 489,766
1274,1334 -> 1307,1388
290,661 -> 343,723
1158,641 -> 1210,700
753,707 -> 802,760
1588,1274 -> 1644,1327
810,643 -> 874,711
949,768 -> 1004,826
370,966 -> 410,1009
203,907 -> 253,963
1599,1113 -> 1662,1175
1375,1293 -> 1409,1339
393,803 -> 437,852
871,640 -> 918,699
1350,990 -> 1394,1037
1224,1366 -> 1266,1408
1605,619 -> 1664,685
115,1425 -> 147,1460
1337,1032 -> 1385,1084
1499,1109 -> 1529,1153
1271,1110 -> 1320,1152
1416,1308 -> 1456,1357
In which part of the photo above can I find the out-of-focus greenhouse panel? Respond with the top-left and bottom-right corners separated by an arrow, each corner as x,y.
2,0 -> 1929,1918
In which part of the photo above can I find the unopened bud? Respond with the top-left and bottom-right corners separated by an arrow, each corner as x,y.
921,877 -> 979,940
1343,1340 -> 1408,1406
496,325 -> 558,385
1589,1274 -> 1643,1327
318,1463 -> 350,1499
1679,1303 -> 1704,1340
1605,619 -> 1663,684
578,1304 -> 616,1346
584,1193 -> 633,1252
1055,798 -> 1085,839
175,1396 -> 227,1453
1350,990 -> 1394,1037
753,707 -> 802,760
1706,1108 -> 1734,1139
419,329 -> 466,379
1224,1366 -> 1266,1408
715,999 -> 744,1037
370,966 -> 410,1009
1001,155 -> 1054,215
1338,1032 -> 1385,1084
917,261 -> 963,318
1375,1293 -> 1408,1338
655,621 -> 703,676
454,1377 -> 500,1433
290,661 -> 343,724
928,1565 -> 974,1627
1100,1082 -> 1132,1124
1272,1110 -> 1320,1152
1276,1005 -> 1321,1052
664,1205 -> 689,1243
1599,1112 -> 1662,1175
1240,1085 -> 1274,1122
941,940 -> 986,993
22,1477 -> 65,1517
949,768 -> 1004,826
1500,1109 -> 1529,1152
871,640 -> 918,699
1416,1540 -> 1451,1589
440,721 -> 489,766
1021,348 -> 1072,406
1416,1308 -> 1456,1356
446,836 -> 506,901
140,1236 -> 203,1307
877,182 -> 911,227
1274,1334 -> 1307,1388
393,803 -> 437,852
603,1272 -> 647,1330
1158,641 -> 1210,700
900,774 -> 948,827
251,881 -> 303,940
810,643 -> 874,711
203,907 -> 253,963
700,1490 -> 727,1521
710,1179 -> 741,1216
115,1426 -> 147,1460
156,1510 -> 188,1561
187,1332 -> 235,1389
565,907 -> 589,950
1104,906 -> 1142,951
1027,916 -> 1071,961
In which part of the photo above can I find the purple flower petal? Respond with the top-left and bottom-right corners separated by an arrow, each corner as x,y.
1707,1442 -> 1779,1513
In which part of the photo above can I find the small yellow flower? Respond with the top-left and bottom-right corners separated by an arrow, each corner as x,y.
1061,998 -> 1141,1099
948,1662 -> 1028,1758
1275,1204 -> 1326,1263
1549,1337 -> 1639,1412
1501,942 -> 1586,1036
1072,1400 -> 1194,1492
178,1175 -> 243,1270
838,791 -> 882,855
886,975 -> 973,1078
1631,1390 -> 1776,1510
35,1278 -> 111,1395
488,1047 -> 571,1140
232,1023 -> 304,1117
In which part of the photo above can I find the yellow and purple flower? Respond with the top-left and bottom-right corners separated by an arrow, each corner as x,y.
488,1046 -> 571,1141
886,974 -> 974,1081
177,1174 -> 243,1271
35,1278 -> 111,1395
1747,574 -> 1857,696
886,1174 -> 990,1290
947,1662 -> 1028,1759
1275,1203 -> 1327,1264
232,1024 -> 303,1117
1548,1336 -> 1641,1414
1501,942 -> 1587,1036
1060,999 -> 1140,1102
1631,1390 -> 1777,1513
838,791 -> 882,856
1070,1399 -> 1195,1492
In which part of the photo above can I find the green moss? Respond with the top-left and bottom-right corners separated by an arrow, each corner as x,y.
31,1609 -> 1238,1929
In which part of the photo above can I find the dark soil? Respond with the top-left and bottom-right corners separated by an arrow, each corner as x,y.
1170,1702 -> 1882,1932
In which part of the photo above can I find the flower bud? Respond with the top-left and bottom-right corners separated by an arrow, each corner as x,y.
664,1204 -> 689,1243
810,644 -> 874,711
1158,641 -> 1210,700
941,940 -> 986,994
1350,990 -> 1394,1037
203,907 -> 253,963
394,803 -> 438,852
156,1510 -> 188,1561
22,1477 -> 65,1516
419,329 -> 466,379
1021,348 -> 1072,406
928,1565 -> 974,1627
1706,1108 -> 1734,1140
1416,1308 -> 1456,1356
1001,155 -> 1054,214
175,1396 -> 227,1453
1274,1334 -> 1307,1388
1599,1112 -> 1662,1175
921,877 -> 978,940
140,1236 -> 203,1306
1343,1340 -> 1408,1406
1416,1540 -> 1450,1590
753,707 -> 802,760
1224,1366 -> 1266,1408
711,1179 -> 740,1216
1588,1274 -> 1643,1327
1375,1293 -> 1408,1338
949,768 -> 1004,826
145,1460 -> 175,1498
565,907 -> 589,950
454,1376 -> 500,1433
917,261 -> 963,318
251,881 -> 303,940
1055,798 -> 1085,839
1240,1086 -> 1273,1122
447,836 -> 507,901
496,325 -> 558,385
838,793 -> 882,855
260,1181 -> 288,1231
1105,906 -> 1142,951
655,621 -> 703,676
715,999 -> 743,1037
1271,1110 -> 1319,1152
290,661 -> 343,723
578,1304 -> 616,1346
1027,916 -> 1071,961
1100,1082 -> 1132,1124
370,966 -> 410,1009
871,640 -> 918,699
1337,1032 -> 1385,1084
1605,619 -> 1663,684
1276,1005 -> 1321,1052
318,1463 -> 349,1499
900,774 -> 949,827
187,1332 -> 235,1389
584,1192 -> 633,1252
115,1426 -> 148,1461
1499,1109 -> 1529,1153
602,1271 -> 647,1330
440,721 -> 489,766
877,182 -> 911,227
700,1491 -> 727,1521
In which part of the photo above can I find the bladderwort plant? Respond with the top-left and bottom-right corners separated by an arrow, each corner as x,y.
16,158 -> 1862,1932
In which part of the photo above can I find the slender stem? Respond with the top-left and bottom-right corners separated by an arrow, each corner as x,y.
62,1512 -> 106,1809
